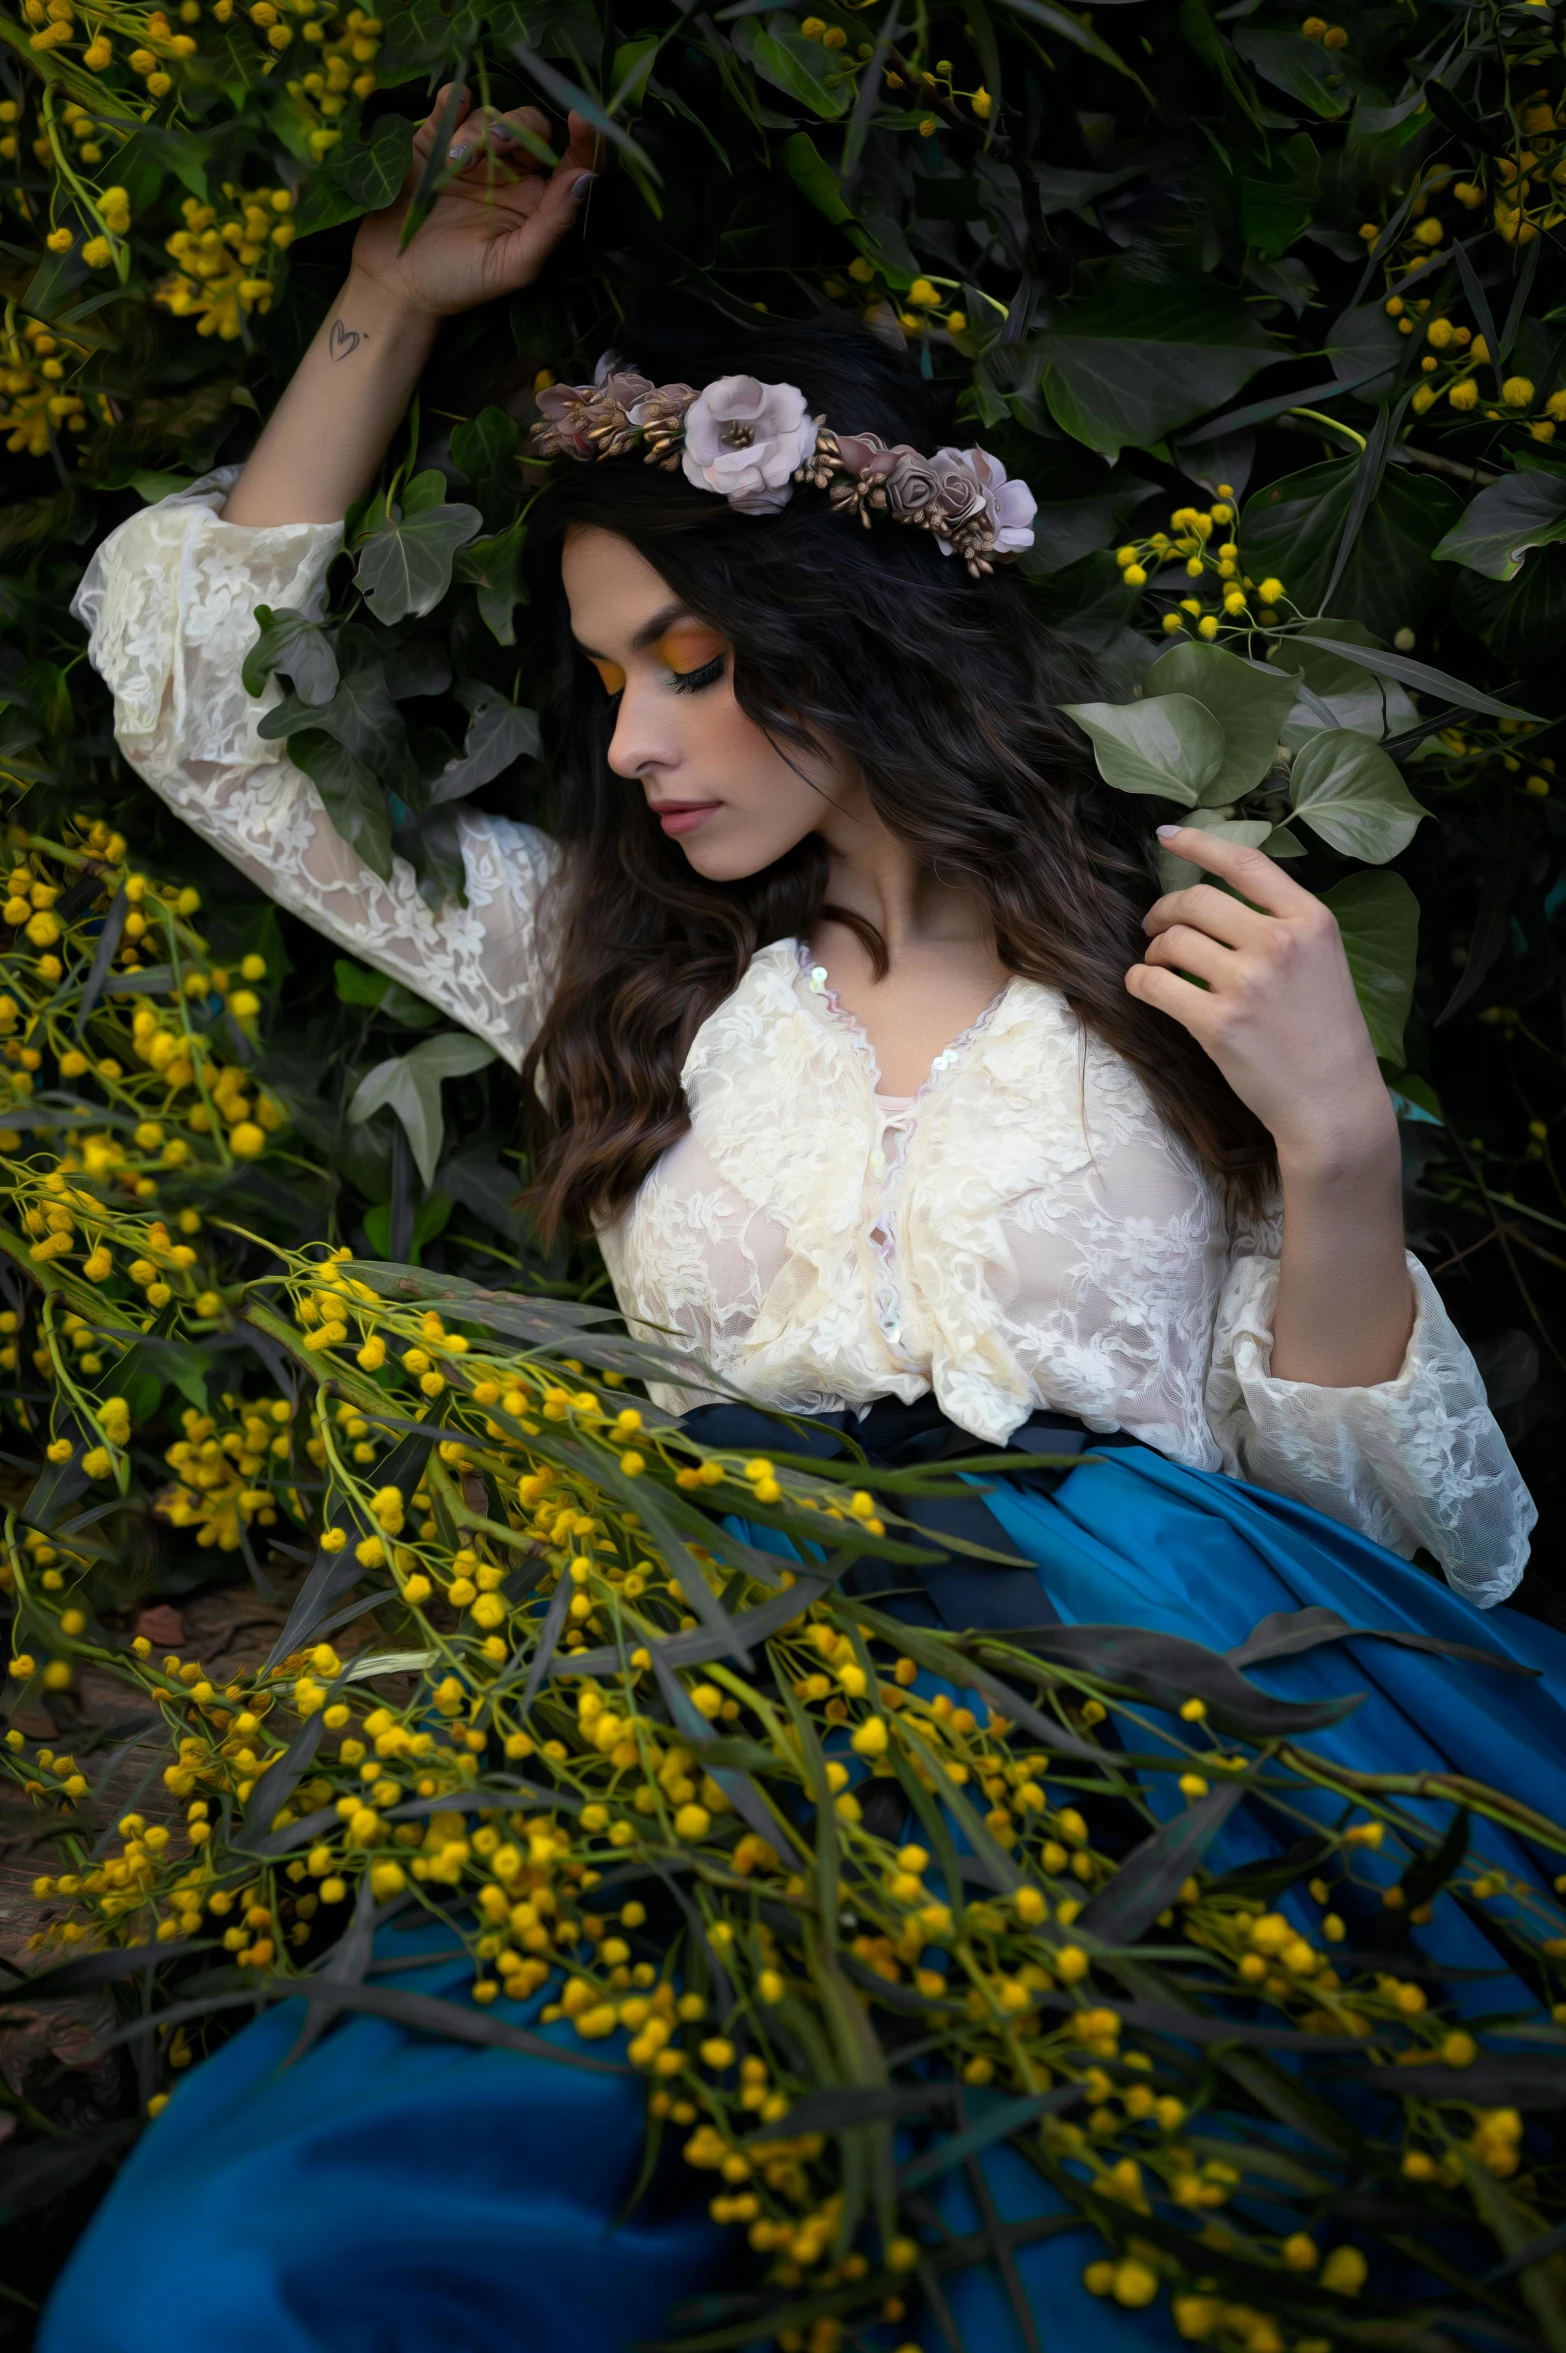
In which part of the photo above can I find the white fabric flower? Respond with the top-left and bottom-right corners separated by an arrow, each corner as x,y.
931,445 -> 1038,557
681,375 -> 818,514
971,446 -> 1038,554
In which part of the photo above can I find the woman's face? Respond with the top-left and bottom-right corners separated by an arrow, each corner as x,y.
561,524 -> 863,881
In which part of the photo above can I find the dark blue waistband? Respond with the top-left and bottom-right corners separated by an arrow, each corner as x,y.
678,1393 -> 1138,1631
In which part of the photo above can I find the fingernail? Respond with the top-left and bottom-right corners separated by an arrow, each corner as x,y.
449,142 -> 470,164
491,122 -> 518,142
1155,824 -> 1181,839
572,172 -> 597,199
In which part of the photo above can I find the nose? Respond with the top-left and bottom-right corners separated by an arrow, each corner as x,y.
605,676 -> 681,783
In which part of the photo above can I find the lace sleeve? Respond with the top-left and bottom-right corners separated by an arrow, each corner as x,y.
71,467 -> 557,1070
1205,1217 -> 1536,1607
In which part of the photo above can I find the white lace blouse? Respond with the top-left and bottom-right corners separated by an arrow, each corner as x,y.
73,472 -> 1536,1606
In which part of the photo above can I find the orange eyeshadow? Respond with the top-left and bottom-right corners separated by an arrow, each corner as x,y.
655,623 -> 727,677
588,657 -> 626,697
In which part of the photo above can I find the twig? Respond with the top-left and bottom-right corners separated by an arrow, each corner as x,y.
1402,444 -> 1502,486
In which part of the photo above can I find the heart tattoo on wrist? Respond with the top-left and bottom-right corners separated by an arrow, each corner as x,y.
329,318 -> 366,361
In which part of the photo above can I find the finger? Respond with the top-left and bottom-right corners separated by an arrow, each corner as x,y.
449,104 -> 554,173
1125,960 -> 1222,1035
410,81 -> 472,164
1153,824 -> 1317,919
1144,881 -> 1269,949
1140,926 -> 1235,988
560,108 -> 606,177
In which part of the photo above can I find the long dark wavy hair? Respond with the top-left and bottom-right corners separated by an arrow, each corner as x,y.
519,312 -> 1272,1237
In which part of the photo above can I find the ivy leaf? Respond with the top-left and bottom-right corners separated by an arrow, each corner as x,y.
1240,459 -> 1463,629
333,113 -> 415,211
1324,870 -> 1419,1063
1432,468 -> 1566,582
354,470 -> 482,624
347,1032 -> 499,1188
1155,811 -> 1275,889
1060,694 -> 1223,805
1029,277 -> 1280,461
259,626 -> 417,796
242,604 -> 339,705
1287,729 -> 1427,863
450,405 -> 519,484
453,521 -> 527,646
1143,641 -> 1297,802
287,731 -> 394,883
450,408 -> 521,534
429,688 -> 540,805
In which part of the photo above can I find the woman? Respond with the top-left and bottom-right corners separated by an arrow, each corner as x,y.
46,85 -> 1559,2353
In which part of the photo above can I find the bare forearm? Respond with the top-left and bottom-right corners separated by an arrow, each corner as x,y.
222,275 -> 434,527
1271,1110 -> 1413,1387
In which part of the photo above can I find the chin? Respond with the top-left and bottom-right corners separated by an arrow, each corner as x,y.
678,828 -> 808,883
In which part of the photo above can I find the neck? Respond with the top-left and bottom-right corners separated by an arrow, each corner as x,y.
814,783 -> 990,961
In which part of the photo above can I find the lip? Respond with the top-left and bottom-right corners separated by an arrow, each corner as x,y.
650,800 -> 723,837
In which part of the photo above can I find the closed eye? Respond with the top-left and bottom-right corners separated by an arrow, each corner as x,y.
670,655 -> 725,695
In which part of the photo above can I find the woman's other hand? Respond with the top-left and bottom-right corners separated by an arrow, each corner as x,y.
1126,826 -> 1410,1386
1126,826 -> 1394,1178
350,87 -> 601,321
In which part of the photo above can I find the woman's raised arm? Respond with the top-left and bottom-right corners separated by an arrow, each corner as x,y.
223,87 -> 598,526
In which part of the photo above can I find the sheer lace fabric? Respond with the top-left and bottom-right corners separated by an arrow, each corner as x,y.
75,474 -> 1536,1606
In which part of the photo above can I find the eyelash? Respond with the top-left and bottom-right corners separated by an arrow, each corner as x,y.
670,656 -> 725,695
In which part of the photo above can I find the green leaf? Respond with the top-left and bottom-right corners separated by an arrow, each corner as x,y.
450,405 -> 520,504
334,958 -> 389,1009
1143,642 -> 1297,802
1239,459 -> 1463,629
610,34 -> 659,110
1016,475 -> 1156,578
354,471 -> 482,624
1451,542 -> 1566,667
1270,620 -> 1417,746
1155,811 -> 1275,890
1231,24 -> 1351,118
453,521 -> 527,646
259,626 -> 418,804
243,604 -> 339,704
1290,633 -> 1538,723
333,112 -> 415,211
783,129 -> 853,224
287,731 -> 394,884
1078,1785 -> 1245,1945
731,14 -> 850,117
347,1031 -> 498,1187
429,689 -> 540,804
1030,277 -> 1280,462
1432,468 -> 1566,582
1324,870 -> 1419,1064
1059,693 -> 1224,806
1287,729 -> 1426,863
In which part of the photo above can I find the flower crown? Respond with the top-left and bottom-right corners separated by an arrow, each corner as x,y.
529,353 -> 1038,579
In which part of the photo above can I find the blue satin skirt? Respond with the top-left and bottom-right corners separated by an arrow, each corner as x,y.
40,1446 -> 1566,2353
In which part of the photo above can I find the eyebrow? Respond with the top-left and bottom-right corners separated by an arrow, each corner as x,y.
573,600 -> 696,661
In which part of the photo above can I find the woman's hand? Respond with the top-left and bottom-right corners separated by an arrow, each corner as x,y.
350,86 -> 601,321
223,90 -> 599,527
1127,826 -> 1411,1386
1126,826 -> 1394,1179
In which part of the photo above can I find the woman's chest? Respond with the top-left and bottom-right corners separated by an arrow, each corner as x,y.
602,941 -> 1229,1329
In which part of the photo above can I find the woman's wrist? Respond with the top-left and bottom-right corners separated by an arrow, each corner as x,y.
337,267 -> 444,338
1272,1085 -> 1400,1195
